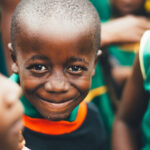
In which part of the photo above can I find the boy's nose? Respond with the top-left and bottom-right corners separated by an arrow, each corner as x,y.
44,74 -> 69,93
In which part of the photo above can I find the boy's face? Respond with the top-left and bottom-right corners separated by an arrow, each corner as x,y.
112,0 -> 145,15
12,24 -> 98,120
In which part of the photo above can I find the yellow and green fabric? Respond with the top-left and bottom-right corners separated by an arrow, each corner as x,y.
139,30 -> 150,150
85,61 -> 114,135
85,61 -> 114,150
108,43 -> 138,66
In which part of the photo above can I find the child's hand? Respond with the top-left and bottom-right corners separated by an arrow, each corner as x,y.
22,147 -> 31,150
17,131 -> 26,150
101,15 -> 150,46
0,74 -> 24,150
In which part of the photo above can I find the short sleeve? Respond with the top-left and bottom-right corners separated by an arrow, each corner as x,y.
139,30 -> 150,92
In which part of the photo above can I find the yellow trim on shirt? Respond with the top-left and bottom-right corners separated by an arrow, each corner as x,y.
118,42 -> 139,53
84,86 -> 107,102
145,0 -> 150,12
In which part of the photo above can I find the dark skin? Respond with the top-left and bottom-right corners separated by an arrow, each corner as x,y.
101,15 -> 150,47
10,20 -> 100,120
0,0 -> 20,75
0,74 -> 24,150
112,54 -> 149,150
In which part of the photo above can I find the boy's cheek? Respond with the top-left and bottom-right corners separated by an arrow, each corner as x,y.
71,77 -> 91,92
20,76 -> 41,92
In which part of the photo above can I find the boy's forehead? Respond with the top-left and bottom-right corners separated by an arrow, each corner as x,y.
22,15 -> 93,38
16,20 -> 96,55
17,18 -> 95,46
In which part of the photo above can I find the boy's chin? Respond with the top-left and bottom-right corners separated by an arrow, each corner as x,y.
42,111 -> 72,121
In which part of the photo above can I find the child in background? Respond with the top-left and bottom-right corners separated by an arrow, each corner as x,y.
113,31 -> 150,150
86,1 -> 150,148
112,0 -> 147,17
90,0 -> 150,97
0,74 -> 24,150
108,0 -> 150,90
10,0 -> 107,149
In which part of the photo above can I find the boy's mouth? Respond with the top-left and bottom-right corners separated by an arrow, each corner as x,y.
35,94 -> 78,109
36,94 -> 77,103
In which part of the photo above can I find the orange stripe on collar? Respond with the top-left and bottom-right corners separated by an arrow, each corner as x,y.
23,102 -> 87,135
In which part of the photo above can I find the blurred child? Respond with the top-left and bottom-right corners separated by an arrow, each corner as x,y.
113,31 -> 150,150
108,0 -> 150,90
112,0 -> 146,17
85,1 -> 150,148
10,0 -> 107,149
89,0 -> 150,101
0,74 -> 24,150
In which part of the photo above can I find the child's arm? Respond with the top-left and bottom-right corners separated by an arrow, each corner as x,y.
0,74 -> 24,150
101,15 -> 150,47
112,55 -> 149,150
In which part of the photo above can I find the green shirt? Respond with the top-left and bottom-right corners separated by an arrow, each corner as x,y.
86,61 -> 114,150
139,30 -> 150,150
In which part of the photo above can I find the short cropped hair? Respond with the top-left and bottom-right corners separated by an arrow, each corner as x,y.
11,0 -> 100,53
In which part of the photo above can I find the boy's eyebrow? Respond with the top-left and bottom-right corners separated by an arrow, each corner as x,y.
28,55 -> 89,64
28,55 -> 49,61
68,57 -> 89,65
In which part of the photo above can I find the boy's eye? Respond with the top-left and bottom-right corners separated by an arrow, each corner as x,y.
67,65 -> 87,74
34,64 -> 47,71
27,64 -> 48,73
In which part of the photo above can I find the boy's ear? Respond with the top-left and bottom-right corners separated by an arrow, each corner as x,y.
96,49 -> 102,57
8,43 -> 19,74
11,63 -> 19,74
8,43 -> 16,62
92,49 -> 102,76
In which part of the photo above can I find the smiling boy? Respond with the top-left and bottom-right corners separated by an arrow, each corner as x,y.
10,0 -> 106,149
